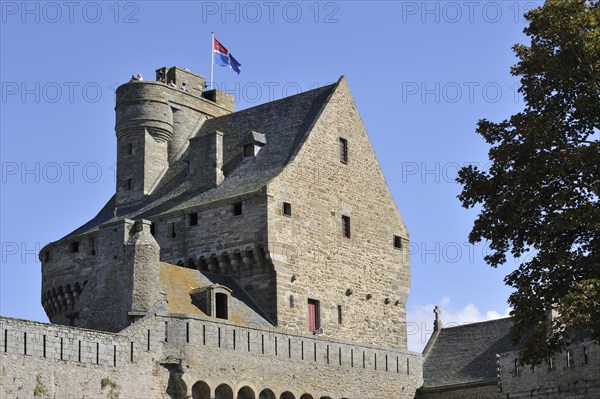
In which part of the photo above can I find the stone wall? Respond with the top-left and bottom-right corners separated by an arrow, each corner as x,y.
153,193 -> 276,321
499,340 -> 600,398
0,314 -> 422,399
0,316 -> 171,399
266,77 -> 410,349
40,192 -> 274,327
416,382 -> 499,399
40,229 -> 99,325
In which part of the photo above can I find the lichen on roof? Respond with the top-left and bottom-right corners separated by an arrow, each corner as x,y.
158,262 -> 273,327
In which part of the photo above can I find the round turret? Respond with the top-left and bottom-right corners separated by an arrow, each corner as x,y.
114,82 -> 174,206
115,81 -> 173,142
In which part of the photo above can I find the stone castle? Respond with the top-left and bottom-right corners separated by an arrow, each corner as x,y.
0,67 -> 598,399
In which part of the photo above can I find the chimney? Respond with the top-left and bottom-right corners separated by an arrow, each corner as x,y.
189,131 -> 224,191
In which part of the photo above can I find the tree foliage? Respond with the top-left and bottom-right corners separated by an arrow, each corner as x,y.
457,0 -> 600,364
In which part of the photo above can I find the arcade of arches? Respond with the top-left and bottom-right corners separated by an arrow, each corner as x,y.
191,381 -> 345,399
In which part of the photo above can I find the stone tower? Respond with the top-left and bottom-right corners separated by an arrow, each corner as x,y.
115,67 -> 234,207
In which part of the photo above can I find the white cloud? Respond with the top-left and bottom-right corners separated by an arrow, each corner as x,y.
406,297 -> 512,352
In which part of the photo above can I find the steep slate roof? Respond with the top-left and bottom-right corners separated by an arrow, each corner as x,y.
422,318 -> 514,387
62,80 -> 340,240
159,262 -> 273,326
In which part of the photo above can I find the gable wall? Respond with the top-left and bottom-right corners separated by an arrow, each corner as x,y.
267,78 -> 410,349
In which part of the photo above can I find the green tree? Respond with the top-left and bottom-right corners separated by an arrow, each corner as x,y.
457,0 -> 600,364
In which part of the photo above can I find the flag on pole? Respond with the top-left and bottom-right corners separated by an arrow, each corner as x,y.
213,37 -> 241,74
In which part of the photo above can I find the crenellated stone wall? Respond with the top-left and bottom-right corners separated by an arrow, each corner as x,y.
0,315 -> 423,399
499,340 -> 600,398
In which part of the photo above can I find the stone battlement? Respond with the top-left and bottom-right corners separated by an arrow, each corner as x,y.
0,315 -> 423,398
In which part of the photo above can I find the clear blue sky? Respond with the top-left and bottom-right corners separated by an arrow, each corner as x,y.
0,0 -> 541,351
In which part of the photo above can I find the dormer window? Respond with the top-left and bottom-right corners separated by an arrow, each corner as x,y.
241,131 -> 266,159
190,284 -> 232,320
243,143 -> 255,158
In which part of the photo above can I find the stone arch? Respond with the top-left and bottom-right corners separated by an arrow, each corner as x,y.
300,395 -> 314,399
237,386 -> 255,399
215,384 -> 234,399
191,381 -> 211,399
280,392 -> 295,399
259,389 -> 276,399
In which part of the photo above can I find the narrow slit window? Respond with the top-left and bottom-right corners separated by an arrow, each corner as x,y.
339,137 -> 348,163
127,178 -> 132,191
283,202 -> 292,217
171,222 -> 176,238
342,215 -> 351,238
128,143 -> 133,155
337,305 -> 343,324
307,298 -> 320,332
189,212 -> 198,226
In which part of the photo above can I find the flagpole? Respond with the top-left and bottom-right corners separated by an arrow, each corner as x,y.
210,32 -> 215,90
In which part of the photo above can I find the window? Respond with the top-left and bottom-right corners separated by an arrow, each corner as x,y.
243,143 -> 254,158
342,215 -> 351,238
127,178 -> 132,190
189,212 -> 198,226
339,137 -> 348,163
70,241 -> 79,253
337,305 -> 343,324
283,202 -> 292,217
171,222 -> 176,238
394,235 -> 402,249
128,143 -> 133,155
215,293 -> 228,319
307,298 -> 320,332
233,202 -> 242,216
